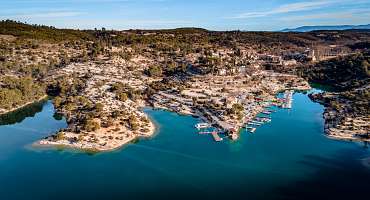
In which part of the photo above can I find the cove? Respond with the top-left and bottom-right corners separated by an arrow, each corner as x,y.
0,90 -> 369,200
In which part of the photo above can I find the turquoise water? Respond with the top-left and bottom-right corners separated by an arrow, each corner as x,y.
0,91 -> 369,200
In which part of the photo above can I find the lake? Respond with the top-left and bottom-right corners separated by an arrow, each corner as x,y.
0,90 -> 369,200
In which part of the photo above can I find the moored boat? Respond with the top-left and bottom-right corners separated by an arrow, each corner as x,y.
195,123 -> 211,129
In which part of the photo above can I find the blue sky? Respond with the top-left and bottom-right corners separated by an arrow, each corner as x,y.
1,0 -> 369,30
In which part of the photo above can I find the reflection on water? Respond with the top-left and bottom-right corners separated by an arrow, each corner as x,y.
0,100 -> 46,126
309,82 -> 338,92
53,112 -> 64,121
277,148 -> 370,200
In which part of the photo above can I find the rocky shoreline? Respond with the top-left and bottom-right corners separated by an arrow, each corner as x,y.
36,65 -> 311,151
309,88 -> 369,142
37,115 -> 156,152
35,60 -> 160,152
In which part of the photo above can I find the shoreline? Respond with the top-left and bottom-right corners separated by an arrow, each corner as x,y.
35,71 -> 312,152
326,131 -> 370,143
309,91 -> 370,143
154,86 -> 311,137
0,95 -> 48,116
35,87 -> 310,152
36,113 -> 157,152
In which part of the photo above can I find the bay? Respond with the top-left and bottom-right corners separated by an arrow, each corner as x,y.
0,90 -> 369,200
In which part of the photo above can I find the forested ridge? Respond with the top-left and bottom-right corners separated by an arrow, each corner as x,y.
303,51 -> 370,90
0,20 -> 92,42
0,76 -> 45,110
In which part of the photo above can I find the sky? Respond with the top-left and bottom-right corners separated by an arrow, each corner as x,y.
1,0 -> 370,31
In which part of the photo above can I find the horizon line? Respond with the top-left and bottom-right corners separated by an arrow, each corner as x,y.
1,19 -> 370,32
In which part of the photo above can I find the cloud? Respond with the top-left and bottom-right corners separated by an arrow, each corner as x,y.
229,1 -> 334,19
228,0 -> 370,19
279,12 -> 352,22
278,8 -> 370,24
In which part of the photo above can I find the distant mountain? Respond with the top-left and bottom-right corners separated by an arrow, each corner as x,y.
281,24 -> 370,32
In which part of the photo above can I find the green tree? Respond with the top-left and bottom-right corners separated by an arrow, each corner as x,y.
146,65 -> 162,77
83,119 -> 100,132
95,103 -> 104,112
53,96 -> 63,108
117,93 -> 128,102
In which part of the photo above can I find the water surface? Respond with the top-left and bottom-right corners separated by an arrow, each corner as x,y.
0,91 -> 369,200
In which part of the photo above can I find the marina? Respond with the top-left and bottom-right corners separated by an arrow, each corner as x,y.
193,91 -> 293,141
152,71 -> 311,145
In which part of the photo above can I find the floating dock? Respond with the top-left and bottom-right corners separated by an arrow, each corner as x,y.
262,111 -> 271,115
282,90 -> 294,109
211,131 -> 223,142
248,122 -> 261,126
198,131 -> 212,135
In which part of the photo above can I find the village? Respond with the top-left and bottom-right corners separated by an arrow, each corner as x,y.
33,41 -> 315,150
150,70 -> 310,141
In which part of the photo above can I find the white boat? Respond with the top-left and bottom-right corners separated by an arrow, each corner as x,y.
195,123 -> 210,129
246,127 -> 257,133
251,120 -> 263,125
248,122 -> 261,126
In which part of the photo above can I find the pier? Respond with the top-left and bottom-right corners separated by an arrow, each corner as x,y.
282,90 -> 293,109
198,131 -> 212,135
211,131 -> 223,142
197,130 -> 223,142
203,110 -> 235,131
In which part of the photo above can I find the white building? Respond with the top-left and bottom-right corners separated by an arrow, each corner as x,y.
283,59 -> 297,66
225,96 -> 238,109
218,68 -> 227,76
